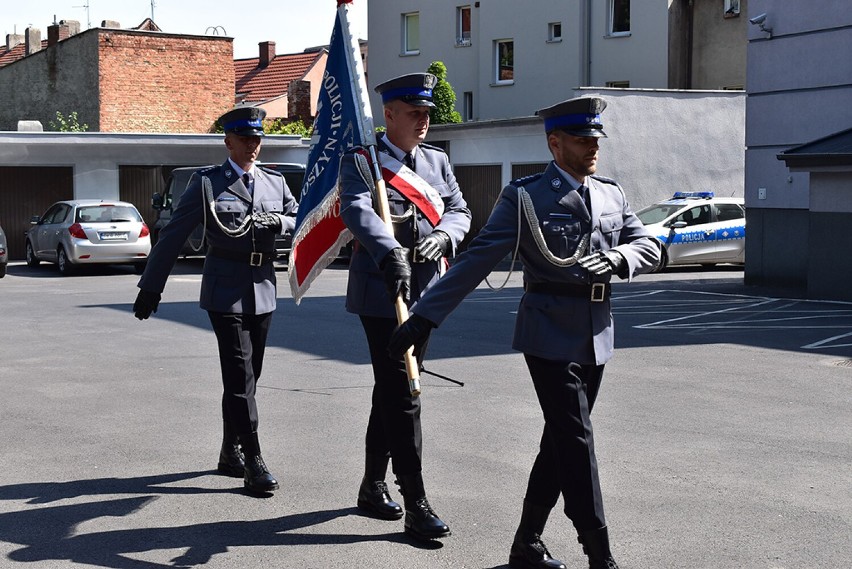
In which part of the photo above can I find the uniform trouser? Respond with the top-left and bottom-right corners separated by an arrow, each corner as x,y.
359,315 -> 424,475
523,355 -> 607,532
208,311 -> 272,435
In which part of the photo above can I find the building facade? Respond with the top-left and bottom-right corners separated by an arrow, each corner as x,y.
745,0 -> 852,300
0,21 -> 234,133
366,0 -> 747,123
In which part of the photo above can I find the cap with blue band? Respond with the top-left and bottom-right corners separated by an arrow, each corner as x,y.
536,96 -> 608,138
218,106 -> 266,137
374,73 -> 438,108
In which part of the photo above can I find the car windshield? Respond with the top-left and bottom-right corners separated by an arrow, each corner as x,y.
76,205 -> 141,223
635,203 -> 684,225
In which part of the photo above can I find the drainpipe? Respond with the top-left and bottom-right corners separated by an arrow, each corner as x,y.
686,0 -> 694,88
583,0 -> 592,86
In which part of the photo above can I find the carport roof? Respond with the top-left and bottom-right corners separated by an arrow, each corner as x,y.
778,127 -> 852,169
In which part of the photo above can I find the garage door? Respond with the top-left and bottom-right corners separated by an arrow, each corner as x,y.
0,167 -> 74,260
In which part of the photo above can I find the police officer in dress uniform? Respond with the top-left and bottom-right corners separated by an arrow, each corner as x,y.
389,97 -> 661,567
133,106 -> 298,495
337,72 -> 472,540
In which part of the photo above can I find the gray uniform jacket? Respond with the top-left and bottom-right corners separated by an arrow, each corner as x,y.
412,162 -> 661,365
138,160 -> 298,315
339,135 -> 472,319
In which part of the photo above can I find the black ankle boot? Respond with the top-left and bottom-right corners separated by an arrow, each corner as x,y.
240,432 -> 279,494
217,422 -> 245,477
508,501 -> 566,569
396,473 -> 451,541
578,527 -> 619,569
357,454 -> 403,520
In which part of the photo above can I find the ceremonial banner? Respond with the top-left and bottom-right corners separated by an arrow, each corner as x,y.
288,0 -> 375,303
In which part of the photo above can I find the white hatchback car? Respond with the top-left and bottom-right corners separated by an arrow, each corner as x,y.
26,200 -> 151,275
635,192 -> 745,271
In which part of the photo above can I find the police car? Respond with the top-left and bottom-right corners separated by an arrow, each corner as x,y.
635,192 -> 745,271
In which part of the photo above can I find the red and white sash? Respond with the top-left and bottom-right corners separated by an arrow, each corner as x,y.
374,152 -> 445,226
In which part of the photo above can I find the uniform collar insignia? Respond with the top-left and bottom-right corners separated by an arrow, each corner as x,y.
551,177 -> 562,189
225,169 -> 233,179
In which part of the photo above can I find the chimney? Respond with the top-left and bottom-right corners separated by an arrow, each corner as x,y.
25,27 -> 42,55
5,33 -> 24,51
287,79 -> 312,124
101,20 -> 121,29
48,22 -> 71,47
60,20 -> 81,36
259,41 -> 275,67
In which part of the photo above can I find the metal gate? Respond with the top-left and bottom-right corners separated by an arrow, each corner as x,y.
0,167 -> 74,260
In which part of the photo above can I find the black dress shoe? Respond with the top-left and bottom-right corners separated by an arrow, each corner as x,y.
404,497 -> 451,541
357,478 -> 404,520
509,537 -> 567,569
244,455 -> 279,494
217,444 -> 245,477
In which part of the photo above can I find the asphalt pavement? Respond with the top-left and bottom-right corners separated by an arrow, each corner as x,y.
0,260 -> 849,569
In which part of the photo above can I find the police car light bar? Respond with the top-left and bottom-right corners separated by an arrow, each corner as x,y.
672,191 -> 714,199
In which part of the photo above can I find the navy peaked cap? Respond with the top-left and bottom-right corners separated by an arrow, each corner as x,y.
374,72 -> 437,108
536,96 -> 607,138
219,106 -> 266,136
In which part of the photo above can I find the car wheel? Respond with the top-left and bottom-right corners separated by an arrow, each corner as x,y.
653,247 -> 669,273
57,247 -> 74,275
0,263 -> 6,278
25,241 -> 40,267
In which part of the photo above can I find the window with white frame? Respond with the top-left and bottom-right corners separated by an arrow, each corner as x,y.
403,12 -> 420,54
609,0 -> 630,35
724,0 -> 740,17
494,39 -> 514,84
548,22 -> 562,42
457,6 -> 471,46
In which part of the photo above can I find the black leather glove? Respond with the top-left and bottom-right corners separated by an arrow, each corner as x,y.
578,250 -> 626,276
380,247 -> 412,303
133,289 -> 161,320
414,230 -> 451,262
253,212 -> 283,232
388,313 -> 436,358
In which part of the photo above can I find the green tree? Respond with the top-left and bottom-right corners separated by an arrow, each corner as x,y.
263,118 -> 311,137
427,61 -> 462,124
49,111 -> 88,132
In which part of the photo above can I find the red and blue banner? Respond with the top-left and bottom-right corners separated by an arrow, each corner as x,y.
288,1 -> 374,303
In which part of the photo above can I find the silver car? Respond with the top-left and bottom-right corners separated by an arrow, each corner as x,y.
0,220 -> 8,278
26,200 -> 151,275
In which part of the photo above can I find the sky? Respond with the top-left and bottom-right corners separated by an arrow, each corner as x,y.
2,0 -> 368,59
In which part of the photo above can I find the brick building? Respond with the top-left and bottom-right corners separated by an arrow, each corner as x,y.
0,20 -> 234,133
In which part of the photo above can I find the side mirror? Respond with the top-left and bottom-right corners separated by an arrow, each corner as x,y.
672,221 -> 688,229
151,193 -> 164,210
29,215 -> 40,225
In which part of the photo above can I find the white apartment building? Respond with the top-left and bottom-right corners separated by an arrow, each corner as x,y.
367,0 -> 747,122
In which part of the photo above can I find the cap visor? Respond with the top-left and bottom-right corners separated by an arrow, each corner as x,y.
230,128 -> 265,137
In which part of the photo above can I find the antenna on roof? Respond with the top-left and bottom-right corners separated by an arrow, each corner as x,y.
72,2 -> 91,29
151,0 -> 157,21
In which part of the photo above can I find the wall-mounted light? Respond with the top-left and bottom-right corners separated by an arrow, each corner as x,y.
748,13 -> 773,38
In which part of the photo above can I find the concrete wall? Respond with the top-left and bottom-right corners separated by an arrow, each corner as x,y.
744,0 -> 852,290
0,132 -> 310,201
0,31 -> 100,131
430,87 -> 746,210
691,0 -> 748,89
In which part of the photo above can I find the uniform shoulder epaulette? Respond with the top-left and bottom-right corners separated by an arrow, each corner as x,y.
195,165 -> 217,177
590,174 -> 618,186
510,172 -> 544,187
257,165 -> 284,177
419,142 -> 446,153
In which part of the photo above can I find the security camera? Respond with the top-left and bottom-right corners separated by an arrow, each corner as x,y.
749,13 -> 767,25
